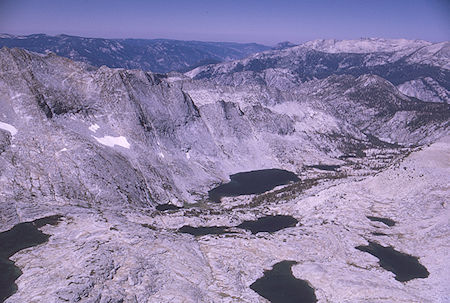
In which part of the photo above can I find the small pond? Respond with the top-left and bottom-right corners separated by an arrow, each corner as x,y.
250,260 -> 317,303
237,215 -> 298,234
367,216 -> 396,227
208,169 -> 299,202
178,215 -> 298,237
356,241 -> 429,282
156,204 -> 182,211
0,215 -> 61,302
178,225 -> 229,237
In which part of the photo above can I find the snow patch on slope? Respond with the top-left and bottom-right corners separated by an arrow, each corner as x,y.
89,124 -> 100,132
93,135 -> 130,149
0,121 -> 18,136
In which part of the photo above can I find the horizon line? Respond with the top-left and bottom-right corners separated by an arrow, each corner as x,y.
1,32 -> 448,46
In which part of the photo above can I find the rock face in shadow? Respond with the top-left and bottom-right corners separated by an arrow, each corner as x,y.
250,260 -> 317,303
208,169 -> 300,202
0,216 -> 61,302
367,216 -> 396,227
356,241 -> 429,282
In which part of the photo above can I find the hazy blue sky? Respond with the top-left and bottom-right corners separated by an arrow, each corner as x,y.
1,0 -> 448,45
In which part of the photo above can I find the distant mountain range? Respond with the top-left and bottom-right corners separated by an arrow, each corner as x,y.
2,34 -> 446,103
188,38 -> 449,103
0,33 -> 271,73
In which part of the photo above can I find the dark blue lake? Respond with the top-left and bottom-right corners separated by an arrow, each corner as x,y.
250,260 -> 317,303
0,215 -> 61,302
356,241 -> 429,282
156,204 -> 182,211
208,169 -> 299,202
178,225 -> 229,236
178,215 -> 298,237
237,215 -> 298,234
366,216 -> 396,227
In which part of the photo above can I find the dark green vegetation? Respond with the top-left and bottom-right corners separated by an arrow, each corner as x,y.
247,174 -> 349,210
0,215 -> 61,302
250,260 -> 317,303
356,241 -> 429,282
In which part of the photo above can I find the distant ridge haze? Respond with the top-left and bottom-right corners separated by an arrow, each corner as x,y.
0,33 -> 271,73
1,33 -> 448,75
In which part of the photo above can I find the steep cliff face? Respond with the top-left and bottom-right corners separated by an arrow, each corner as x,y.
0,48 -> 341,228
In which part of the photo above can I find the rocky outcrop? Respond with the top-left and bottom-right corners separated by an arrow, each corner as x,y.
4,136 -> 449,303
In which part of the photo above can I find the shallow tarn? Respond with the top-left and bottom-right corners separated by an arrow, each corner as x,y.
356,241 -> 429,282
367,216 -> 396,227
178,225 -> 230,237
237,215 -> 298,234
178,215 -> 298,237
0,215 -> 62,302
250,260 -> 317,303
156,204 -> 182,211
208,169 -> 299,202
